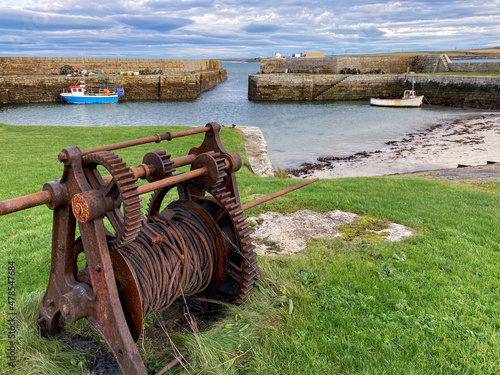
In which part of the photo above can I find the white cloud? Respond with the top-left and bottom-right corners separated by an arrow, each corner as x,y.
0,0 -> 498,57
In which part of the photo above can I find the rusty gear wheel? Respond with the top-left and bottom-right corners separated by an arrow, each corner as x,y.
211,151 -> 228,186
146,151 -> 226,221
206,185 -> 258,302
142,150 -> 175,183
83,151 -> 143,249
205,153 -> 258,302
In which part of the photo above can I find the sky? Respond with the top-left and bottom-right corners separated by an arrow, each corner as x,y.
0,0 -> 499,59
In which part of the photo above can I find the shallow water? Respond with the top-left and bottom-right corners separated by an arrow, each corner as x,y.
0,62 -> 484,168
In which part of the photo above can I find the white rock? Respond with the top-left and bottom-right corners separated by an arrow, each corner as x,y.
248,210 -> 413,255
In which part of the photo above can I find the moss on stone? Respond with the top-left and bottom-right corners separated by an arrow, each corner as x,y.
338,216 -> 389,241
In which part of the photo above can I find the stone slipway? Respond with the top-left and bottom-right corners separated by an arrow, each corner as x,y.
404,163 -> 500,181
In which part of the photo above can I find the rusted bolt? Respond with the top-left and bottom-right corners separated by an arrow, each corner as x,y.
71,191 -> 106,223
59,286 -> 92,323
73,204 -> 82,215
61,304 -> 70,317
58,152 -> 67,162
95,264 -> 102,272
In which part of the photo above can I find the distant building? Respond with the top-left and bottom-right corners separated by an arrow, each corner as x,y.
292,53 -> 303,58
305,52 -> 324,58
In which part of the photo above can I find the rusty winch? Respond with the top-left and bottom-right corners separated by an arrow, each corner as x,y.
0,122 -> 316,374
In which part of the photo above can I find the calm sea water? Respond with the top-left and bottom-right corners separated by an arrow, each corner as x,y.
0,62 -> 484,168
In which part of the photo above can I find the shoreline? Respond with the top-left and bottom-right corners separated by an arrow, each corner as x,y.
290,113 -> 500,179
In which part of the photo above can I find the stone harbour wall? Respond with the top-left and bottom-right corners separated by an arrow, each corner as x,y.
261,56 -> 418,74
261,54 -> 500,75
336,56 -> 415,74
410,75 -> 500,108
0,69 -> 228,104
315,75 -> 405,101
248,74 -> 405,101
449,62 -> 500,72
0,57 -> 223,75
199,69 -> 228,93
260,54 -> 500,75
261,57 -> 338,74
248,73 -> 500,109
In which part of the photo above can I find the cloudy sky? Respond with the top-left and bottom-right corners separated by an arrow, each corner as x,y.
1,0 -> 499,58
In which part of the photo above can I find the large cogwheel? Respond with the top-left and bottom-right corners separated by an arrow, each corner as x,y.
207,152 -> 258,302
83,151 -> 143,249
207,185 -> 259,303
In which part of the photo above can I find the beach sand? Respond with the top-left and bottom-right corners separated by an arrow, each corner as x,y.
297,113 -> 500,179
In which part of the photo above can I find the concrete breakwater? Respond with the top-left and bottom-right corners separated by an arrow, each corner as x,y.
248,74 -> 500,109
0,57 -> 227,104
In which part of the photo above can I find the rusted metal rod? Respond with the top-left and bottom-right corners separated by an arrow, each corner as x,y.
165,127 -> 210,140
155,352 -> 187,375
129,154 -> 197,180
137,168 -> 208,195
0,168 -> 208,216
0,190 -> 52,216
171,154 -> 197,168
0,154 -> 205,217
81,134 -> 164,156
80,127 -> 210,156
241,178 -> 319,211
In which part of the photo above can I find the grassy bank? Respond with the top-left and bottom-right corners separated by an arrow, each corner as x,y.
1,123 -> 500,374
347,48 -> 500,59
416,71 -> 500,76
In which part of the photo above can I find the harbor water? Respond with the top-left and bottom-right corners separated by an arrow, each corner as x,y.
0,62 -> 484,169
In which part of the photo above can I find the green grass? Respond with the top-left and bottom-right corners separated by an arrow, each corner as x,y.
1,123 -> 500,374
415,71 -> 500,76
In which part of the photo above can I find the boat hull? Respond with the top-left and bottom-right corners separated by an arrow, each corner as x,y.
60,94 -> 119,104
370,96 -> 424,107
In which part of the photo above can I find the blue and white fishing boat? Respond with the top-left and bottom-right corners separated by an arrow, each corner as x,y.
60,82 -> 124,104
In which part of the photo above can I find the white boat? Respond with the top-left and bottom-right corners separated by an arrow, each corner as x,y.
370,83 -> 424,107
60,82 -> 124,104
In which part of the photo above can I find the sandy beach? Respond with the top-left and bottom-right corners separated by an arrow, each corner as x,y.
293,113 -> 500,179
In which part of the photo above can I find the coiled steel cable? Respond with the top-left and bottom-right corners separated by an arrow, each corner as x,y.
118,207 -> 216,317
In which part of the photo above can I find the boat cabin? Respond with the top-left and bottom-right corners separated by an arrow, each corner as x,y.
67,84 -> 115,97
69,85 -> 87,96
403,90 -> 417,99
